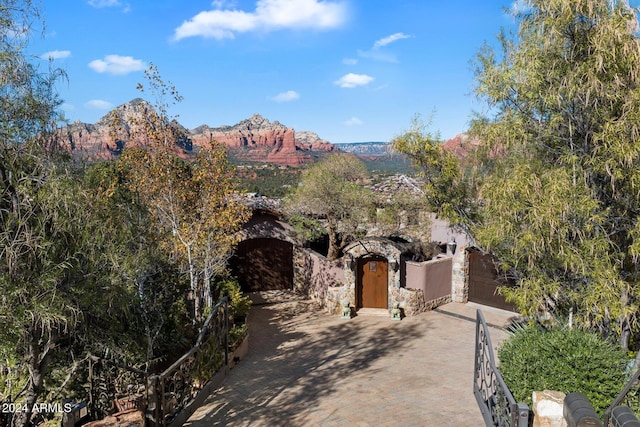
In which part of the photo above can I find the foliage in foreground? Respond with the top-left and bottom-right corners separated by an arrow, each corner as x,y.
394,0 -> 640,349
498,324 -> 628,415
0,6 -> 251,426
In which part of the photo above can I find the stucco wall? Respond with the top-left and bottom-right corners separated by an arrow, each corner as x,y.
405,256 -> 452,302
429,214 -> 473,303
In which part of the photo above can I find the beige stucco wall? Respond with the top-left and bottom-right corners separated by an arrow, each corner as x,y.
405,256 -> 452,302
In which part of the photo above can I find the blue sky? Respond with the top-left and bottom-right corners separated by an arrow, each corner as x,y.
32,0 -> 518,144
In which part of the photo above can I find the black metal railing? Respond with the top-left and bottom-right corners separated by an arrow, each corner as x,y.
474,309 -> 529,427
604,365 -> 640,426
146,296 -> 229,427
64,296 -> 236,427
87,355 -> 148,420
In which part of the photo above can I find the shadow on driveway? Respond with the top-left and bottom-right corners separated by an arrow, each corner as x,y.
186,295 -> 504,427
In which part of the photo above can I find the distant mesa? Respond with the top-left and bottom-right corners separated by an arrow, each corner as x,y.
55,99 -> 337,165
191,113 -> 336,165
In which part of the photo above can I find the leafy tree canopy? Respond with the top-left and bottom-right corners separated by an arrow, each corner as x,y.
395,0 -> 640,348
285,153 -> 373,259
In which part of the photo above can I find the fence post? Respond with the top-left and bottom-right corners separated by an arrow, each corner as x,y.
146,374 -> 162,427
224,297 -> 229,369
515,402 -> 529,427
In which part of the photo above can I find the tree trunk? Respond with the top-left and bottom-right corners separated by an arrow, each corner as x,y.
12,325 -> 56,427
203,265 -> 212,309
186,244 -> 200,321
327,221 -> 340,260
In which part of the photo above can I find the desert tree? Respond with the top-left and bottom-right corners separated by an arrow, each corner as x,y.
115,65 -> 250,320
395,0 -> 640,349
0,1 -> 85,425
285,153 -> 373,259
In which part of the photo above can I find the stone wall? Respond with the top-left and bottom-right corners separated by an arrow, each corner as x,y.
325,284 -> 351,315
451,246 -> 469,303
294,238 -> 455,317
293,247 -> 344,307
390,287 -> 427,316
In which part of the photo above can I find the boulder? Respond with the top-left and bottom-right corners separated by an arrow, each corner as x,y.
532,390 -> 567,427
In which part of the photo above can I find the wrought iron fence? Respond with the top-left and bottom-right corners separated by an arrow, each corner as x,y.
64,296 -> 235,427
87,355 -> 148,420
604,365 -> 640,426
474,309 -> 529,427
146,296 -> 230,427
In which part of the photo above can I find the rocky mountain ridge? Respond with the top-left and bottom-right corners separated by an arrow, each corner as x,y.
55,99 -> 336,165
334,141 -> 391,156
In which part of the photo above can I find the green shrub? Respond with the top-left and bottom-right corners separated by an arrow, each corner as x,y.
217,276 -> 252,319
498,324 -> 628,415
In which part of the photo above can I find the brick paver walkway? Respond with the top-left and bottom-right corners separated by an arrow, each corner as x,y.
185,293 -> 515,427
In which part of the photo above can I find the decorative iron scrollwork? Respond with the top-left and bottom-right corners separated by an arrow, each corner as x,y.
157,297 -> 230,426
473,310 -> 528,427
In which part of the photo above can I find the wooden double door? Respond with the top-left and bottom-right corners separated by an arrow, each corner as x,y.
357,256 -> 388,309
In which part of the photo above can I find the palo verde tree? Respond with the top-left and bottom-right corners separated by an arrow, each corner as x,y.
285,153 -> 373,259
114,65 -> 250,320
395,0 -> 640,349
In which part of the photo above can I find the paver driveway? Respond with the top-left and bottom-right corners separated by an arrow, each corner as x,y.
185,293 -> 514,427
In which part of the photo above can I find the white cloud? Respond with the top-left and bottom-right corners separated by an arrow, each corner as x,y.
40,50 -> 71,60
334,73 -> 374,88
88,55 -> 146,75
85,99 -> 113,110
353,32 -> 412,63
174,0 -> 347,41
88,0 -> 119,6
373,32 -> 411,49
211,0 -> 236,8
270,90 -> 300,102
342,57 -> 357,65
88,0 -> 130,12
344,117 -> 363,126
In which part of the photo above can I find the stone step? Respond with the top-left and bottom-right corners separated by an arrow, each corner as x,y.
356,308 -> 390,317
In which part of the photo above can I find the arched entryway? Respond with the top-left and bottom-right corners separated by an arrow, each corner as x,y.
357,256 -> 388,309
231,238 -> 294,292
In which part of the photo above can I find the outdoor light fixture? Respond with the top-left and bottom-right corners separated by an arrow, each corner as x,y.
447,239 -> 457,255
346,254 -> 355,270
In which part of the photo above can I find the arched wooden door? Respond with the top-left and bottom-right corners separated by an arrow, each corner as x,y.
357,256 -> 388,309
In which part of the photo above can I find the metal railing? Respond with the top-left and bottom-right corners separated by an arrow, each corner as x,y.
87,355 -> 149,420
604,365 -> 640,426
63,296 -> 234,427
474,309 -> 529,427
146,296 -> 229,427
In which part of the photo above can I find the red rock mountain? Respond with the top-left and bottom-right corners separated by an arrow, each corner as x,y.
191,113 -> 336,165
55,99 -> 336,165
442,133 -> 481,159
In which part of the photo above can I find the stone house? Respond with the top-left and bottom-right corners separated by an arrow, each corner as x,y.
231,186 -> 514,317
